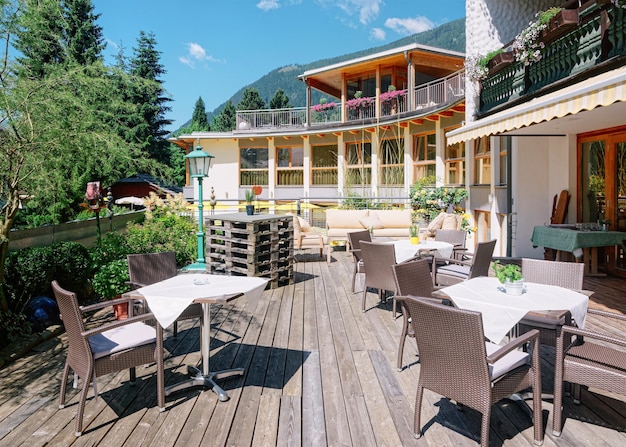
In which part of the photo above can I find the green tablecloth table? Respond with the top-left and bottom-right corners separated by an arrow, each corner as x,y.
531,226 -> 626,275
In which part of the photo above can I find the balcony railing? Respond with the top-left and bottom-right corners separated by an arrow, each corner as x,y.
479,1 -> 626,114
235,70 -> 465,132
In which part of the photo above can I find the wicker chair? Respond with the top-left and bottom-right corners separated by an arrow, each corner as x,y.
517,258 -> 589,347
434,229 -> 467,260
398,295 -> 544,447
432,239 -> 497,287
127,251 -> 202,337
347,229 -> 371,293
553,308 -> 626,436
360,241 -> 398,314
391,259 -> 437,371
53,280 -> 165,436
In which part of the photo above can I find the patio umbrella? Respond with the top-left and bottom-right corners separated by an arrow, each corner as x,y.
115,196 -> 145,210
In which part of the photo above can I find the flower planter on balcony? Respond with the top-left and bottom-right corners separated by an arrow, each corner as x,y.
541,9 -> 579,43
487,51 -> 515,76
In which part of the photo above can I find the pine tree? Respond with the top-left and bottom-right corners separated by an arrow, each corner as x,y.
237,87 -> 266,111
128,31 -> 172,164
191,97 -> 210,130
63,0 -> 105,66
212,101 -> 237,131
270,89 -> 290,109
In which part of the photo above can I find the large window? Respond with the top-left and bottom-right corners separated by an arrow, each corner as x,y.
276,146 -> 304,186
345,141 -> 372,186
380,138 -> 404,185
473,136 -> 491,185
240,147 -> 268,186
445,136 -> 465,185
413,133 -> 436,181
311,144 -> 338,185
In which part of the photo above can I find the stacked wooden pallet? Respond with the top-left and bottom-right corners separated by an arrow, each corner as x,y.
207,212 -> 294,288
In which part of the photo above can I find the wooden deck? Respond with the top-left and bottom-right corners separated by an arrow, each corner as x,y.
1,249 -> 626,446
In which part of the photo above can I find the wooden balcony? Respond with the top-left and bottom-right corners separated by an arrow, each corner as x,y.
235,71 -> 465,133
479,1 -> 626,115
1,252 -> 626,445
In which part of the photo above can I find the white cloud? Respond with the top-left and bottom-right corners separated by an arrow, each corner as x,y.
317,0 -> 382,25
370,27 -> 385,40
385,16 -> 435,35
179,43 -> 222,69
257,0 -> 280,11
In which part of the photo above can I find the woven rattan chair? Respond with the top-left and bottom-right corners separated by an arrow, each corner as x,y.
347,229 -> 371,293
360,240 -> 399,314
391,259 -> 437,371
434,229 -> 467,260
127,251 -> 202,337
53,280 -> 165,436
399,295 -> 544,447
432,239 -> 497,287
517,258 -> 589,347
553,308 -> 626,436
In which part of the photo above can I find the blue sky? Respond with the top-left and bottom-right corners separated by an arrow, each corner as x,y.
92,1 -> 466,132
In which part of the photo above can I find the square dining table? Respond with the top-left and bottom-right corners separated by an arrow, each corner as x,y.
124,273 -> 268,401
435,276 -> 589,344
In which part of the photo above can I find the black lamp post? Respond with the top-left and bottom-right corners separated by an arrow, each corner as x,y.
183,145 -> 214,271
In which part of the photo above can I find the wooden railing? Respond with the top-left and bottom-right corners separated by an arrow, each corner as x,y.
479,1 -> 625,114
235,69 -> 465,132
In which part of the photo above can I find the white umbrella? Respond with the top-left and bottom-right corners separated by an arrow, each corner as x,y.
115,196 -> 145,209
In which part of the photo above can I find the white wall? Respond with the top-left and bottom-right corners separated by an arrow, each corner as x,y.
194,139 -> 241,202
513,135 -> 572,258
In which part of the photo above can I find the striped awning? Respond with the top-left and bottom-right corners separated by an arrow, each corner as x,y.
446,66 -> 626,145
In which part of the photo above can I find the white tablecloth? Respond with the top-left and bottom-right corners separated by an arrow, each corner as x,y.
391,239 -> 454,263
440,276 -> 589,344
130,274 -> 268,328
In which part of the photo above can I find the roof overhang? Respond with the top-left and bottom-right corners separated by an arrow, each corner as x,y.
446,65 -> 626,144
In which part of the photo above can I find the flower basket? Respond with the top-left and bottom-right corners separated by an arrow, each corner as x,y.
487,51 -> 515,76
540,9 -> 579,43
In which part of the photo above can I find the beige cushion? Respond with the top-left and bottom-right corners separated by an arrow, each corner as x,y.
359,214 -> 384,230
427,212 -> 447,232
485,342 -> 529,379
297,216 -> 311,232
373,209 -> 412,228
89,322 -> 156,359
326,209 -> 369,229
442,213 -> 461,230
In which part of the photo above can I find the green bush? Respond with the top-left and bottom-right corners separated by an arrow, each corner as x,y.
89,231 -> 133,272
92,259 -> 130,299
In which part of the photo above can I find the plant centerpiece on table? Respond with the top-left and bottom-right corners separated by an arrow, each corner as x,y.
92,259 -> 131,319
512,7 -> 562,66
409,224 -> 420,244
492,261 -> 524,296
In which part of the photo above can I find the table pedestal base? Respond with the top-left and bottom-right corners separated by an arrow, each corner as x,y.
165,365 -> 244,401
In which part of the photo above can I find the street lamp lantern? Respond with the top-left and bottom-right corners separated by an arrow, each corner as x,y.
183,145 -> 215,271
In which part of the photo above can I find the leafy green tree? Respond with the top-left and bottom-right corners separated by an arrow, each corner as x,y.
270,89 -> 290,109
237,87 -> 266,111
128,31 -> 173,164
63,0 -> 105,66
212,100 -> 237,131
191,96 -> 210,130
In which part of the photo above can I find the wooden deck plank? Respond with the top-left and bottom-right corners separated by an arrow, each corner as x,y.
2,250 -> 626,446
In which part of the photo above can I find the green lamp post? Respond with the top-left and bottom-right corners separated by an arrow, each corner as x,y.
183,145 -> 214,271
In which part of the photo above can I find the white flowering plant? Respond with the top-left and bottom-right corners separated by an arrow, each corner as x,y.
512,7 -> 562,66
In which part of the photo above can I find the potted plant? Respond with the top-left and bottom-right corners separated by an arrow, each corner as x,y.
409,225 -> 420,244
92,259 -> 131,319
512,7 -> 565,66
492,261 -> 524,295
599,218 -> 611,231
245,189 -> 255,215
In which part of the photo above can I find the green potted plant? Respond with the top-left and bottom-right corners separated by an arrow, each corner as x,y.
409,224 -> 420,244
92,259 -> 131,319
245,189 -> 255,215
492,261 -> 524,295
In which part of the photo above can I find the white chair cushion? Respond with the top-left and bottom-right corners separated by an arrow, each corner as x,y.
437,264 -> 471,278
297,216 -> 311,232
89,322 -> 156,359
485,341 -> 529,379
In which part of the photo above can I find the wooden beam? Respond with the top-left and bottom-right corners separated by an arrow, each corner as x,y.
410,119 -> 423,125
439,111 -> 454,117
306,78 -> 341,99
332,132 -> 342,136
425,115 -> 439,121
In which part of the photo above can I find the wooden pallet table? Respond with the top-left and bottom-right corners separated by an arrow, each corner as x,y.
207,212 -> 294,288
